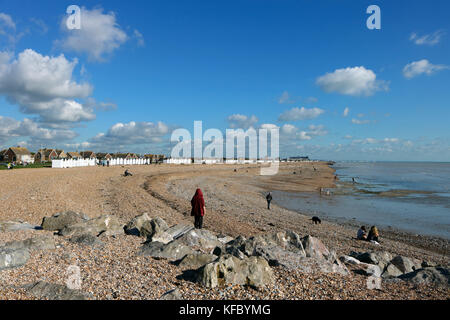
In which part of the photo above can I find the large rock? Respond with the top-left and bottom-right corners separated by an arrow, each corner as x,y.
59,215 -> 124,237
398,267 -> 450,286
3,236 -> 56,251
382,263 -> 403,278
124,213 -> 152,236
25,281 -> 88,300
41,211 -> 88,231
0,221 -> 38,232
177,253 -> 218,269
139,240 -> 196,261
197,254 -> 274,288
176,229 -> 223,251
0,247 -> 30,270
389,255 -> 422,274
353,251 -> 393,271
293,256 -> 350,276
69,234 -> 104,247
301,235 -> 331,260
339,255 -> 361,265
165,224 -> 194,240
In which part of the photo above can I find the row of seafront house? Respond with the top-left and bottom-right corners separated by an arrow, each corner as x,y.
1,146 -> 312,169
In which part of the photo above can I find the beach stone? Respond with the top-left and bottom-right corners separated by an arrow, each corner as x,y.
41,211 -> 88,231
59,215 -> 124,237
140,217 -> 170,238
254,245 -> 307,270
197,254 -> 274,289
177,253 -> 218,269
217,234 -> 234,244
245,231 -> 306,256
0,247 -> 30,270
159,288 -> 182,300
0,221 -> 38,232
295,256 -> 350,276
139,240 -> 196,261
398,267 -> 450,286
3,236 -> 56,251
165,224 -> 194,239
124,213 -> 152,236
25,281 -> 88,300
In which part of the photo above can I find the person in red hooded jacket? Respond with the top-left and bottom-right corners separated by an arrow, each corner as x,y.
191,188 -> 206,229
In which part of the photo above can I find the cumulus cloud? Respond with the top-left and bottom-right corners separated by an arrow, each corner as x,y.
0,116 -> 77,147
88,121 -> 170,149
279,123 -> 327,142
0,49 -> 95,125
402,59 -> 449,79
0,13 -> 15,30
410,31 -> 445,46
316,66 -> 388,96
56,7 -> 128,62
278,107 -> 324,121
227,114 -> 258,129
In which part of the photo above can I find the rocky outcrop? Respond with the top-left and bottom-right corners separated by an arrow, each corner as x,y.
177,253 -> 218,269
353,251 -> 393,271
176,229 -> 223,252
59,215 -> 124,237
165,224 -> 194,240
0,247 -> 30,270
139,240 -> 196,261
197,254 -> 274,289
25,281 -> 89,300
41,211 -> 88,231
398,267 -> 449,286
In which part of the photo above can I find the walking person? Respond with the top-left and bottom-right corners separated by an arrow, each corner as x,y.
191,188 -> 205,229
266,192 -> 272,210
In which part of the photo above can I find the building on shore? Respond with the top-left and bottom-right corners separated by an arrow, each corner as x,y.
34,148 -> 58,163
66,152 -> 81,160
96,153 -> 112,161
79,151 -> 96,159
4,147 -> 34,164
288,156 -> 310,162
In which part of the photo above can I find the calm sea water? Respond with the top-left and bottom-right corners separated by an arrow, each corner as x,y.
272,162 -> 450,239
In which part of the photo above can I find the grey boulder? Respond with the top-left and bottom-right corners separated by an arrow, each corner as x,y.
41,211 -> 88,231
3,236 -> 56,251
177,253 -> 218,269
139,240 -> 196,261
59,215 -> 124,237
25,281 -> 88,300
398,267 -> 449,286
0,247 -> 30,270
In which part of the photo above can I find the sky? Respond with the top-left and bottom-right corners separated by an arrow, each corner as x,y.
0,0 -> 449,161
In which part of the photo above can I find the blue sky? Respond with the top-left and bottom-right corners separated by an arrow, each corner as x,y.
0,0 -> 449,160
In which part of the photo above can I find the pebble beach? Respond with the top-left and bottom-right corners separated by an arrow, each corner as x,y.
0,162 -> 449,300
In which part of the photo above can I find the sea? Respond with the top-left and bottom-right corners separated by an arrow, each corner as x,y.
272,162 -> 450,239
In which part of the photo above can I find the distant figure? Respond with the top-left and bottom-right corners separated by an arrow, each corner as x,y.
367,226 -> 380,243
352,177 -> 356,183
107,160 -> 110,167
357,226 -> 367,240
266,192 -> 272,210
7,162 -> 11,170
124,169 -> 132,176
311,216 -> 321,224
191,188 -> 205,229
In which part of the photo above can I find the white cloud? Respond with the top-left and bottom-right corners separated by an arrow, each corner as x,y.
343,107 -> 349,117
0,13 -> 15,30
307,124 -> 327,136
133,29 -> 145,47
316,66 -> 388,96
278,107 -> 324,121
227,114 -> 258,129
0,49 -> 95,124
410,31 -> 445,46
0,116 -> 77,147
56,7 -> 128,62
402,59 -> 449,79
88,121 -> 170,148
351,118 -> 370,125
278,91 -> 293,104
281,124 -> 297,135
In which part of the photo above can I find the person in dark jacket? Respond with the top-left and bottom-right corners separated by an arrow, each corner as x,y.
191,188 -> 205,229
266,192 -> 273,210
